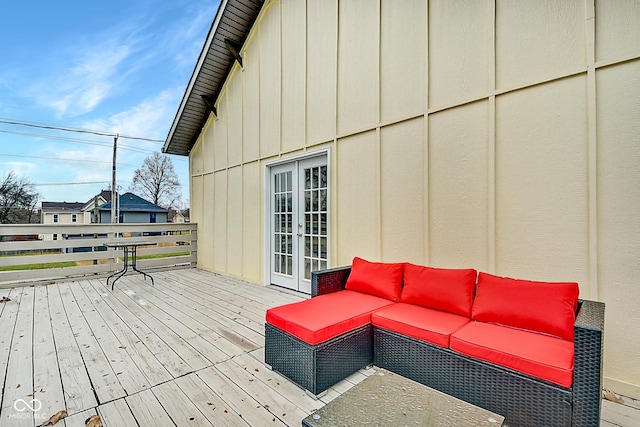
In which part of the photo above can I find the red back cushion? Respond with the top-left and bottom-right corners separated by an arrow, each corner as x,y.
345,257 -> 404,301
400,263 -> 477,317
472,272 -> 579,341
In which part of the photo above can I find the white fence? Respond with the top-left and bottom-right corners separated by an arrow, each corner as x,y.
0,223 -> 197,286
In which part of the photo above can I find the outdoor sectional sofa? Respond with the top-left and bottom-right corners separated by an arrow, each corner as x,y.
265,257 -> 605,427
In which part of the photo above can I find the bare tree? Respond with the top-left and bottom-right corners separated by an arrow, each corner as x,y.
0,172 -> 41,224
129,152 -> 181,209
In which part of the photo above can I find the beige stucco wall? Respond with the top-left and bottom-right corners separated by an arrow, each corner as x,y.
188,0 -> 640,396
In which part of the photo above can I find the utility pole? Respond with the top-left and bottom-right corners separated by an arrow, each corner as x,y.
111,134 -> 118,224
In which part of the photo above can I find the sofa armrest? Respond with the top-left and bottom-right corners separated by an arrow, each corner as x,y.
311,266 -> 351,297
572,299 -> 605,427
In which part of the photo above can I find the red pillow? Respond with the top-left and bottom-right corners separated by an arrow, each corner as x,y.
345,257 -> 404,301
472,272 -> 579,341
400,263 -> 477,317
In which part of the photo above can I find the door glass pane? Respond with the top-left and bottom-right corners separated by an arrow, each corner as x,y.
303,164 -> 329,280
273,171 -> 293,277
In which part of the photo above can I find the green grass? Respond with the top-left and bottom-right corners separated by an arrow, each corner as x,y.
137,252 -> 190,260
0,261 -> 78,271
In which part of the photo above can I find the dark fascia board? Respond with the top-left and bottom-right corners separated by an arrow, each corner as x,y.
163,0 -> 264,156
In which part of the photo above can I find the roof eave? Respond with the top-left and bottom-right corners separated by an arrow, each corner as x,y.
163,0 -> 264,156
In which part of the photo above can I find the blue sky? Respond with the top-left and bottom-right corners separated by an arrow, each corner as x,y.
0,0 -> 220,208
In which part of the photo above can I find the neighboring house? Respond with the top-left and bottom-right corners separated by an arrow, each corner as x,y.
163,1 -> 640,398
82,189 -> 112,223
41,190 -> 112,240
172,213 -> 186,223
98,192 -> 168,224
41,201 -> 85,241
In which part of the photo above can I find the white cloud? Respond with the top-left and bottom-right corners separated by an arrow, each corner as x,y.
81,87 -> 183,142
37,43 -> 133,118
2,161 -> 37,178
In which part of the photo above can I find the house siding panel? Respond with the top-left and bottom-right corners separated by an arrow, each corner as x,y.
595,0 -> 640,64
227,69 -> 243,167
596,60 -> 640,397
213,171 -> 228,271
281,0 -> 306,153
337,0 -> 379,136
258,2 -> 281,158
336,131 -> 379,264
380,117 -> 425,263
380,0 -> 425,124
242,42 -> 260,162
428,0 -> 490,109
214,96 -> 228,171
428,101 -> 489,271
495,0 -> 586,91
495,76 -> 589,287
242,161 -> 262,282
306,0 -> 337,145
227,166 -> 243,277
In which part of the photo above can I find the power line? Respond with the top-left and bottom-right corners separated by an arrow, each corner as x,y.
0,152 -> 137,167
0,118 -> 164,143
0,129 -> 157,155
0,121 -> 187,161
34,181 -> 124,187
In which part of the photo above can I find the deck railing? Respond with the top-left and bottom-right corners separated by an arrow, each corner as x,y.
0,222 -> 197,286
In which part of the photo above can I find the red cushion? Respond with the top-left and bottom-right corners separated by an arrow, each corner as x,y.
372,303 -> 470,348
472,272 -> 579,341
345,257 -> 404,301
400,263 -> 477,317
450,321 -> 574,388
265,290 -> 394,345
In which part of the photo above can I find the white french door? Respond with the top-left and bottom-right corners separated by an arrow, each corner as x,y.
269,156 -> 329,293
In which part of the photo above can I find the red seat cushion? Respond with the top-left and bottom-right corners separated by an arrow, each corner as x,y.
472,272 -> 579,341
265,290 -> 394,345
345,257 -> 404,301
401,264 -> 477,317
372,303 -> 470,348
450,321 -> 574,388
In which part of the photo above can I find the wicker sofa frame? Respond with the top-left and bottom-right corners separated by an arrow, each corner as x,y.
265,265 -> 604,426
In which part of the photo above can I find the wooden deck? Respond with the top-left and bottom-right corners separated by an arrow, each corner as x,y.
0,268 -> 637,427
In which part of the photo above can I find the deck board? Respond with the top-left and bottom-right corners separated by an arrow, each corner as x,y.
0,287 -> 32,427
0,268 -> 636,426
33,285 -> 66,423
48,284 -> 98,415
150,377 -> 215,427
124,389 -> 175,426
56,282 -> 127,404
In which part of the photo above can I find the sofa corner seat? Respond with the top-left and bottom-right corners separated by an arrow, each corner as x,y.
265,289 -> 394,395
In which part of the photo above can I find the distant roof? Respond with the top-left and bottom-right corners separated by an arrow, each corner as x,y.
86,190 -> 112,204
43,190 -> 114,213
163,0 -> 265,156
41,201 -> 85,213
98,192 -> 169,213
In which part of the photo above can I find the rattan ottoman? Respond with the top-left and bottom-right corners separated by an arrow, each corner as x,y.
265,322 -> 373,396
